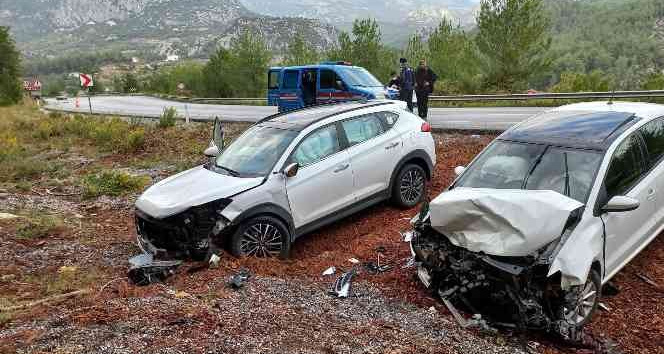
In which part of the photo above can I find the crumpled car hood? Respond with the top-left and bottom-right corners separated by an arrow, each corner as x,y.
135,165 -> 263,219
429,188 -> 584,257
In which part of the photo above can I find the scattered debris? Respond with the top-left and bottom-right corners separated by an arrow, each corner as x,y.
228,268 -> 251,289
442,298 -> 496,333
401,256 -> 416,269
363,261 -> 393,274
348,258 -> 360,264
58,265 -> 79,274
330,268 -> 357,298
636,273 -> 661,290
208,253 -> 221,268
322,266 -> 336,276
599,302 -> 611,312
127,253 -> 182,286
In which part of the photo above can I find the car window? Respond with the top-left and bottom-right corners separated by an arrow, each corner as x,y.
525,147 -> 603,202
377,111 -> 399,129
268,71 -> 280,90
282,70 -> 298,90
341,114 -> 385,146
320,69 -> 336,90
292,125 -> 341,167
639,117 -> 664,168
605,134 -> 647,198
215,126 -> 298,177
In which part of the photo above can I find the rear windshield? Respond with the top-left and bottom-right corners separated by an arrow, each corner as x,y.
337,67 -> 383,88
455,140 -> 603,203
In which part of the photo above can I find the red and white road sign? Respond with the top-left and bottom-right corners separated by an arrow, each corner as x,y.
79,73 -> 94,88
23,79 -> 42,91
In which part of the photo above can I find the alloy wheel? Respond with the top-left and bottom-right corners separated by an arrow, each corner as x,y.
400,168 -> 425,205
563,277 -> 598,325
239,223 -> 284,258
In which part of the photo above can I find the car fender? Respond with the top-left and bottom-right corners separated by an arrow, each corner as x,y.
388,149 -> 434,196
225,203 -> 295,237
548,215 -> 605,289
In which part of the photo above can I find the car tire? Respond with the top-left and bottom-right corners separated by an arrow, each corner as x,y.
392,163 -> 427,209
562,269 -> 601,328
230,215 -> 291,259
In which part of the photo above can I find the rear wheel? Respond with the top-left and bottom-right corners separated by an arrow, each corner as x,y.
230,216 -> 290,259
392,163 -> 427,208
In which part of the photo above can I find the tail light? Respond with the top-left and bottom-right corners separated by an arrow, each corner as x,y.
421,122 -> 431,132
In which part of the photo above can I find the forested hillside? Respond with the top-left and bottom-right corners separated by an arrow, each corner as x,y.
541,0 -> 664,89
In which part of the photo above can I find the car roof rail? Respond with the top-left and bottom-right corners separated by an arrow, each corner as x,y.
256,99 -> 394,126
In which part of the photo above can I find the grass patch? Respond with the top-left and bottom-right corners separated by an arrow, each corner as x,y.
159,107 -> 177,128
82,170 -> 150,198
13,212 -> 65,240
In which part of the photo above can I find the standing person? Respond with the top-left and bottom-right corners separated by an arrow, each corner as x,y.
399,58 -> 415,112
302,71 -> 315,106
387,71 -> 400,89
415,59 -> 437,120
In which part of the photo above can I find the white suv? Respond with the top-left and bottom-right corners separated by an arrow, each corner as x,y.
135,101 -> 436,259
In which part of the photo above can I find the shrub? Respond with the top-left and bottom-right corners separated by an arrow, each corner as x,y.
15,213 -> 64,240
82,170 -> 149,198
159,107 -> 177,128
126,129 -> 146,152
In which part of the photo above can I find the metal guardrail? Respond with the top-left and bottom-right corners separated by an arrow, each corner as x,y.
70,90 -> 664,103
429,90 -> 664,102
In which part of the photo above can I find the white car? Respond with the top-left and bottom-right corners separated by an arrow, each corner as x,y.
135,100 -> 436,259
408,101 -> 664,340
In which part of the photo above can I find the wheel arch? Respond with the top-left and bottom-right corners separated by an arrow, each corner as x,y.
388,149 -> 434,197
230,203 -> 295,240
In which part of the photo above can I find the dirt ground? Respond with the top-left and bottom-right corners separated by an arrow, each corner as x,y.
0,128 -> 662,354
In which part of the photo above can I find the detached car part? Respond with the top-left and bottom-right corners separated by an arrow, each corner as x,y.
127,253 -> 182,286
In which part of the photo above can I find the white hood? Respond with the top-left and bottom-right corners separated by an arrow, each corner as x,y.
135,165 -> 264,219
429,188 -> 584,257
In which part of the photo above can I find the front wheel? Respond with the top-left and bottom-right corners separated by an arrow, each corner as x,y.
561,269 -> 601,327
230,216 -> 290,259
392,163 -> 427,209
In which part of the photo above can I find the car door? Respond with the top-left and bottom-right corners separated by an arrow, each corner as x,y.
639,117 -> 664,229
318,69 -> 348,104
279,69 -> 303,112
267,69 -> 281,106
601,132 -> 657,276
340,111 -> 403,199
285,123 -> 355,228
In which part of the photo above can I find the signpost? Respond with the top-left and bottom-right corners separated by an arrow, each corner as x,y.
79,73 -> 94,114
23,79 -> 42,100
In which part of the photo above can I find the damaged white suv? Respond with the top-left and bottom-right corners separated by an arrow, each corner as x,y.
135,101 -> 435,259
408,101 -> 664,340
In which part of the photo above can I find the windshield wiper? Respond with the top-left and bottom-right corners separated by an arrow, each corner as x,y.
563,152 -> 570,197
217,165 -> 240,177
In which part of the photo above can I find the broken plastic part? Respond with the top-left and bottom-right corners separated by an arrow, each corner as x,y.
322,267 -> 336,276
330,268 -> 356,298
127,253 -> 182,286
208,253 -> 221,268
228,268 -> 251,289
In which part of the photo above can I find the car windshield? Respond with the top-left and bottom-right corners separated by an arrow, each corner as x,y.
338,67 -> 383,87
455,141 -> 603,203
214,125 -> 298,177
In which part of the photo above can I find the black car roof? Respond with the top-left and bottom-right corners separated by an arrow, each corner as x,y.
499,110 -> 640,150
258,101 -> 396,131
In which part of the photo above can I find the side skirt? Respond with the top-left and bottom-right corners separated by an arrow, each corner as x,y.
293,190 -> 390,239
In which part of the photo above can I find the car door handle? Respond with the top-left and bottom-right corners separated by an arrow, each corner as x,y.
385,142 -> 400,150
333,164 -> 350,173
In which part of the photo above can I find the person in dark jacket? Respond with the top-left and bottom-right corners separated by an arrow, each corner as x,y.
415,59 -> 437,119
399,58 -> 415,112
302,71 -> 316,106
387,71 -> 400,89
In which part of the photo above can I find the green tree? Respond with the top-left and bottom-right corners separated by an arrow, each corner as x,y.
202,48 -> 234,97
551,71 -> 612,93
283,34 -> 320,66
230,31 -> 272,97
642,72 -> 664,90
122,73 -> 139,93
404,35 -> 428,67
0,26 -> 22,105
476,0 -> 552,92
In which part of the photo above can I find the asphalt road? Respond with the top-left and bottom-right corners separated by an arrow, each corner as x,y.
44,95 -> 549,131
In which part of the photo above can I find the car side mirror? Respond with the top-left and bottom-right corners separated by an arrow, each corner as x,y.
204,145 -> 219,158
602,196 -> 640,213
283,163 -> 299,178
212,117 -> 224,150
454,166 -> 466,177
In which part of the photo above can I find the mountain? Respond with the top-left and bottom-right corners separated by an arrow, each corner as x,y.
0,0 -> 338,58
238,0 -> 479,47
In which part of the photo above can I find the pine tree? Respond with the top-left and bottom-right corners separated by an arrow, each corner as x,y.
476,0 -> 551,92
0,27 -> 22,105
283,34 -> 320,66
